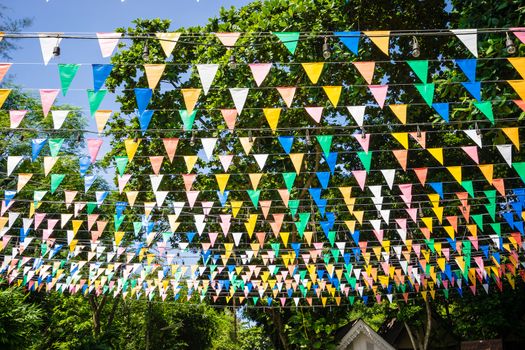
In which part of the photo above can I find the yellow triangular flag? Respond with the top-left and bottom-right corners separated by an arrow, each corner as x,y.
363,31 -> 390,56
244,214 -> 258,239
427,194 -> 440,208
422,217 -> 433,232
289,153 -> 304,174
144,64 -> 166,89
155,32 -> 181,57
388,104 -> 407,124
69,239 -> 78,253
126,191 -> 138,207
322,86 -> 342,107
239,137 -> 255,154
72,220 -> 82,235
502,127 -> 520,150
181,88 -> 201,114
144,202 -> 155,218
94,110 -> 112,134
231,201 -> 243,218
115,231 -> 125,246
215,174 -> 230,194
353,210 -> 364,224
183,155 -> 198,173
508,80 -> 525,100
43,156 -> 59,177
444,226 -> 455,239
249,173 -> 263,190
392,132 -> 409,149
0,89 -> 11,108
344,220 -> 356,233
263,108 -> 281,132
478,164 -> 493,184
427,148 -> 444,165
280,231 -> 290,247
508,58 -> 525,79
432,207 -> 443,224
124,138 -> 141,162
447,166 -> 462,183
304,231 -> 313,246
301,63 -> 324,84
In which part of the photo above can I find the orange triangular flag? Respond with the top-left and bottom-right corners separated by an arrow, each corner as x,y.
249,173 -> 263,190
289,153 -> 304,174
389,104 -> 407,124
353,62 -> 375,84
508,58 -> 525,79
502,127 -> 520,150
392,150 -> 408,171
181,88 -> 201,114
221,109 -> 237,130
149,156 -> 164,175
478,164 -> 493,184
508,80 -> 525,100
492,178 -> 505,197
162,138 -> 179,162
144,64 -> 166,89
363,31 -> 390,56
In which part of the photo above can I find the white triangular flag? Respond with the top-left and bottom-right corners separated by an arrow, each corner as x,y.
52,110 -> 69,130
380,209 -> 390,224
149,174 -> 164,193
96,32 -> 122,58
7,156 -> 23,176
196,64 -> 219,95
229,88 -> 249,115
172,201 -> 185,221
347,106 -> 366,126
451,29 -> 478,57
155,191 -> 169,208
496,144 -> 512,167
200,138 -> 218,161
463,129 -> 482,148
369,219 -> 382,232
232,232 -> 243,247
380,169 -> 395,190
8,212 -> 19,228
253,154 -> 269,170
219,155 -> 234,172
39,34 -> 62,65
368,185 -> 382,198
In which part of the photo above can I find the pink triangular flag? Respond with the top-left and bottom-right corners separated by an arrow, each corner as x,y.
186,190 -> 199,208
40,89 -> 60,118
277,189 -> 290,207
409,131 -> 426,149
398,184 -> 413,208
276,87 -> 296,108
86,138 -> 103,164
368,85 -> 388,109
9,110 -> 27,128
260,200 -> 272,219
219,154 -> 234,172
220,109 -> 237,130
182,174 -> 197,191
149,156 -> 164,175
34,213 -> 46,230
353,61 -> 375,84
461,146 -> 479,164
406,208 -> 418,222
353,133 -> 370,153
305,107 -> 323,123
162,138 -> 179,163
0,63 -> 12,83
395,218 -> 407,231
249,63 -> 272,87
118,174 -> 131,193
511,27 -> 525,44
215,32 -> 241,47
353,170 -> 367,190
96,32 -> 122,57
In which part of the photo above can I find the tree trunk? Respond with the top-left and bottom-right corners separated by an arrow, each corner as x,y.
404,322 -> 418,350
271,308 -> 289,350
422,298 -> 432,350
88,295 -> 107,337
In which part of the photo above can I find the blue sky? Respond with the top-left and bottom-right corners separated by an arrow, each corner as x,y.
3,0 -> 252,176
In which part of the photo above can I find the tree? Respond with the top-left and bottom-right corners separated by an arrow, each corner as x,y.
0,4 -> 32,60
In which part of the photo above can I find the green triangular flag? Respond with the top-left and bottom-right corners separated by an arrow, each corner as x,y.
461,180 -> 474,198
87,202 -> 97,214
87,89 -> 108,117
133,222 -> 143,235
483,190 -> 497,204
323,254 -> 331,265
490,222 -> 501,236
48,139 -> 64,157
50,174 -> 65,194
270,243 -> 280,257
513,162 -> 525,183
426,238 -> 435,253
316,135 -> 333,158
294,212 -> 310,238
485,203 -> 496,222
327,231 -> 336,246
58,64 -> 80,96
114,214 -> 125,231
331,248 -> 340,263
288,199 -> 300,217
114,156 -> 128,177
282,172 -> 296,193
357,151 -> 372,173
471,214 -> 484,231
179,109 -> 197,131
407,60 -> 429,83
474,101 -> 494,125
247,189 -> 261,209
274,32 -> 300,54
415,83 -> 434,106
349,296 -> 356,305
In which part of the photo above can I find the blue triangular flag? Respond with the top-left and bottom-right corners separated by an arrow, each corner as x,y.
325,152 -> 338,175
316,171 -> 330,189
95,191 -> 108,205
502,211 -> 515,229
84,175 -> 97,193
79,157 -> 91,177
186,231 -> 196,243
278,136 -> 294,154
308,188 -> 322,203
317,199 -> 327,217
461,81 -> 481,101
291,242 -> 301,257
31,138 -> 47,162
5,190 -> 16,206
351,230 -> 360,245
455,59 -> 477,82
325,212 -> 336,228
432,103 -> 449,122
134,88 -> 153,115
92,64 -> 113,92
480,245 -> 489,259
334,31 -> 360,55
115,201 -> 127,218
428,182 -> 444,199
216,190 -> 229,207
136,109 -> 154,134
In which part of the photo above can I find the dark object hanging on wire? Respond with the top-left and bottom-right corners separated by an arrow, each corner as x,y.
322,37 -> 331,59
411,36 -> 420,58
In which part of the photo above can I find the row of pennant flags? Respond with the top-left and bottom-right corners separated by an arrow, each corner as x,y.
2,34 -> 525,307
20,27 -> 525,65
